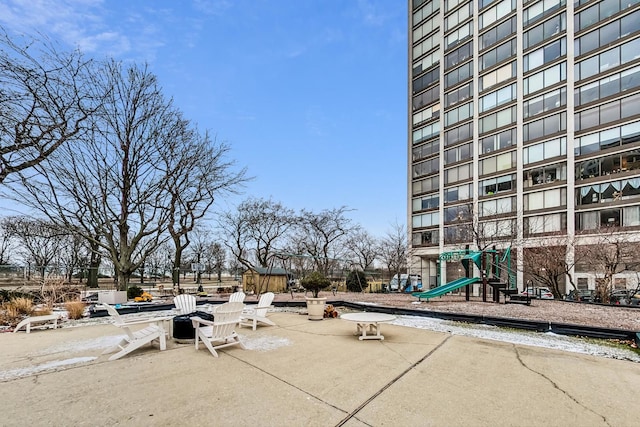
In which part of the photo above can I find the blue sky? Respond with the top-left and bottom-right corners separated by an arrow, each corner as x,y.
0,0 -> 408,237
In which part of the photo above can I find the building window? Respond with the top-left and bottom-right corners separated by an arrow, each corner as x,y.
480,61 -> 516,91
577,36 -> 640,81
413,103 -> 441,127
480,128 -> 517,154
444,101 -> 473,127
480,173 -> 517,196
480,16 -> 517,51
575,93 -> 640,132
412,211 -> 440,228
445,142 -> 474,165
480,83 -> 516,113
479,106 -> 517,134
479,196 -> 516,216
412,139 -> 440,161
445,81 -> 473,108
524,162 -> 567,188
413,157 -> 440,177
446,21 -> 473,50
479,150 -> 516,175
444,183 -> 472,203
575,120 -> 640,156
524,62 -> 566,95
523,38 -> 566,72
524,87 -> 566,118
445,2 -> 473,32
445,121 -> 474,146
445,41 -> 473,71
446,61 -> 473,88
575,10 -> 640,56
412,0 -> 440,27
523,136 -> 566,164
480,38 -> 517,71
523,0 -> 567,27
575,65 -> 640,107
413,193 -> 440,212
524,213 -> 567,236
445,162 -> 473,184
479,0 -> 515,30
524,188 -> 567,210
524,12 -> 566,49
412,175 -> 440,195
523,111 -> 567,142
413,121 -> 440,145
412,229 -> 439,246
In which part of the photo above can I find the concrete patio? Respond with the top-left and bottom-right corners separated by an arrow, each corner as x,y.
1,311 -> 639,426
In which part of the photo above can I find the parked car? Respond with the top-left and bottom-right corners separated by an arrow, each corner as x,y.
609,289 -> 631,305
565,289 -> 595,302
520,287 -> 554,299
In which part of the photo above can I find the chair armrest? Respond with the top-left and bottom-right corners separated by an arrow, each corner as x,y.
120,316 -> 172,326
191,316 -> 215,327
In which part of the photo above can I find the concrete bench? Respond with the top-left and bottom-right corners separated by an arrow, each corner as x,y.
13,314 -> 63,333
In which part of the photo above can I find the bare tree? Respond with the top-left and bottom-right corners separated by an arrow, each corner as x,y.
202,241 -> 226,282
3,216 -> 67,280
378,221 -> 407,287
345,229 -> 379,272
0,29 -> 96,183
164,126 -> 248,288
8,61 -> 191,290
0,216 -> 16,265
579,227 -> 640,303
295,207 -> 355,275
218,197 -> 297,271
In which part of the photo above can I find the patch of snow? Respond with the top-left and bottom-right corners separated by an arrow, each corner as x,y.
392,316 -> 640,363
36,335 -> 124,355
0,357 -> 97,382
240,334 -> 292,352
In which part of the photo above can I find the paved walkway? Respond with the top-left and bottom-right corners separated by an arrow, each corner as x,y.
1,312 -> 639,426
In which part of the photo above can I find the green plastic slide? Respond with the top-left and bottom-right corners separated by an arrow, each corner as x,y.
412,277 -> 480,300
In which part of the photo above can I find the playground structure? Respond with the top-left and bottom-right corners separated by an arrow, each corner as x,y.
413,247 -> 517,303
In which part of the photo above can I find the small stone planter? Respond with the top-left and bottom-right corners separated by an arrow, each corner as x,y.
305,297 -> 327,321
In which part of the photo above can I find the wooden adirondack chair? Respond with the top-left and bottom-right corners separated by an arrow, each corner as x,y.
101,304 -> 171,361
173,294 -> 197,315
191,302 -> 245,357
240,292 -> 276,331
229,291 -> 246,303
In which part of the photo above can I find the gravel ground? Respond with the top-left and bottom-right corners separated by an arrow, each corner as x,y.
271,292 -> 640,332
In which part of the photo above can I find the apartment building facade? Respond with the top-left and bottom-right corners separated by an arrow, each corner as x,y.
409,0 -> 640,292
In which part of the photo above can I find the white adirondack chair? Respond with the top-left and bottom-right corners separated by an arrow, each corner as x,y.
101,304 -> 171,361
240,292 -> 276,331
191,302 -> 245,357
174,294 -> 197,315
229,291 -> 246,303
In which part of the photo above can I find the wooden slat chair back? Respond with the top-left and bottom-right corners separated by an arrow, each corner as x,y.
191,302 -> 245,357
102,303 -> 169,361
174,294 -> 197,315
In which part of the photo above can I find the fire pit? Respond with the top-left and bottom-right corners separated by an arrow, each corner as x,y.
173,311 -> 214,342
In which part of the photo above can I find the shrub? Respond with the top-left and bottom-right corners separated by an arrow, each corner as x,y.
127,286 -> 144,299
300,271 -> 331,298
65,300 -> 86,320
9,297 -> 34,316
345,270 -> 369,292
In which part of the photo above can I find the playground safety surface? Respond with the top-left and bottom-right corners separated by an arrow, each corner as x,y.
2,311 -> 639,426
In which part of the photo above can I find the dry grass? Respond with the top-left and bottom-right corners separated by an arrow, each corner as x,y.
64,300 -> 86,320
0,297 -> 35,327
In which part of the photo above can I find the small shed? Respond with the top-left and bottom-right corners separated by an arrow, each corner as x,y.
242,267 -> 291,294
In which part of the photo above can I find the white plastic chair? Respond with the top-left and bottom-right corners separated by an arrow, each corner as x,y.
101,304 -> 171,361
240,292 -> 276,331
229,291 -> 246,303
173,294 -> 197,315
191,302 -> 245,357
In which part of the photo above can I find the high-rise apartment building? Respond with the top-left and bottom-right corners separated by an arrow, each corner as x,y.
408,0 -> 640,294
